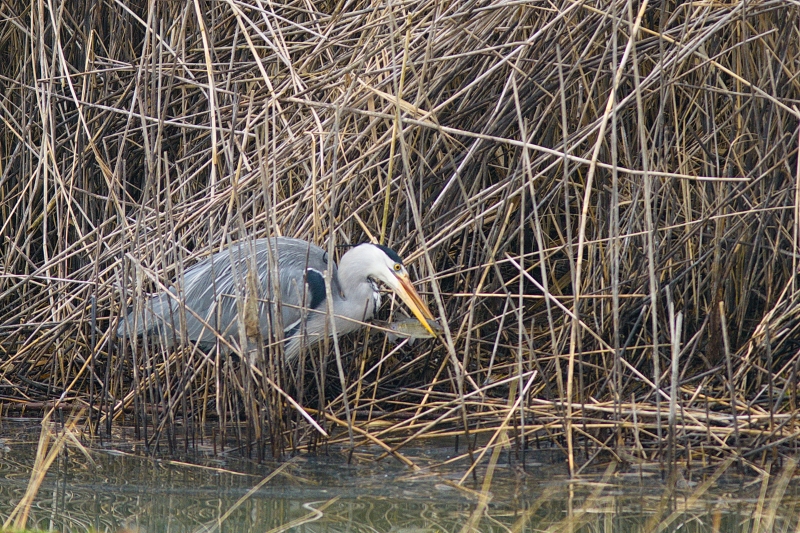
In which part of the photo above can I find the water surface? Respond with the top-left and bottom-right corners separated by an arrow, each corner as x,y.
0,419 -> 797,533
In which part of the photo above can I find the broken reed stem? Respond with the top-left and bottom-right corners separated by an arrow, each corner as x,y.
4,411 -> 86,530
720,301 -> 742,460
667,291 -> 679,469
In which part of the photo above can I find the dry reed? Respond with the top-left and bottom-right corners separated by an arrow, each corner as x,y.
1,0 -> 800,472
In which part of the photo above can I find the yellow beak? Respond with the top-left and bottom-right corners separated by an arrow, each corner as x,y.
391,272 -> 437,336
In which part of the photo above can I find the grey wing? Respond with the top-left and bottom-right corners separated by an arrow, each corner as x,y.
116,245 -> 241,345
119,240 -> 278,345
186,237 -> 333,342
161,243 -> 255,345
218,237 -> 341,340
116,237 -> 341,352
268,237 -> 341,335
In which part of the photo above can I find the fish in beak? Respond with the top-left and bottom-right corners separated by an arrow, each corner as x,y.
387,272 -> 438,336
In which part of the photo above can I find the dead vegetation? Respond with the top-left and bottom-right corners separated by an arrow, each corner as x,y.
1,0 -> 799,471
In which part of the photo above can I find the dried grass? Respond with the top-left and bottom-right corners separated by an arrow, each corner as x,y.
1,0 -> 800,470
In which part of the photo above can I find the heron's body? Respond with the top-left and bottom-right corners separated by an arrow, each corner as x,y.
117,237 -> 435,359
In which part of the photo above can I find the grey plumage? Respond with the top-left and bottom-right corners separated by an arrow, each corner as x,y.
117,237 -> 436,360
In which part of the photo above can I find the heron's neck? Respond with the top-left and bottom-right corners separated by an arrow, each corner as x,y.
337,252 -> 379,324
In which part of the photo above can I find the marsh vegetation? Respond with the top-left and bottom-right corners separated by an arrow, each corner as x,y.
0,0 -> 799,476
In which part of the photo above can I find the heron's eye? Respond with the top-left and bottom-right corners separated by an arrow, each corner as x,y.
393,263 -> 402,272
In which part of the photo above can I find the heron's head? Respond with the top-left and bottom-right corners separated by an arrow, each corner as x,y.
348,243 -> 437,335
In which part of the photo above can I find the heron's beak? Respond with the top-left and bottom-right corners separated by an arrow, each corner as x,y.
390,272 -> 437,336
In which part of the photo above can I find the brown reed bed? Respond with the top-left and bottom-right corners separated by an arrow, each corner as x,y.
1,0 -> 799,473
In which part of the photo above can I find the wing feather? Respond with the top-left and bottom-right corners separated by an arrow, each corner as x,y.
118,236 -> 342,355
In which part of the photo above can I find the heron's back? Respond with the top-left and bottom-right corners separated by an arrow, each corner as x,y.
116,237 -> 339,355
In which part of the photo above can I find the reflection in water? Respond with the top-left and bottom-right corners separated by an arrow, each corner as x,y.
0,420 -> 798,533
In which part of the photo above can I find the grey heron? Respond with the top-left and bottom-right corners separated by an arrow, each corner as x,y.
117,237 -> 437,359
